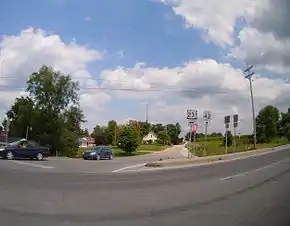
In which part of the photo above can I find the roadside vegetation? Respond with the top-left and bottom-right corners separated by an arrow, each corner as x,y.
186,105 -> 290,157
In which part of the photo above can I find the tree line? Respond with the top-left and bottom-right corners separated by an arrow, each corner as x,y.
90,121 -> 182,153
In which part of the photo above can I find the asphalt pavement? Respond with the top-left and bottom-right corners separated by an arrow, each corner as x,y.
0,147 -> 290,226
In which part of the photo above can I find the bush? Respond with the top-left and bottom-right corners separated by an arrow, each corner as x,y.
223,131 -> 233,147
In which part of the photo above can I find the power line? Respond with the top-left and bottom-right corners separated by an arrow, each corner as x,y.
0,84 -> 233,94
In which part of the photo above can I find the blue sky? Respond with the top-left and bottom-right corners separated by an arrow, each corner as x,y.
1,0 -> 221,72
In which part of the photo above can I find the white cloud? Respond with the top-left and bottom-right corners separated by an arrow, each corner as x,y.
230,0 -> 290,73
0,28 -> 111,126
160,0 -> 259,47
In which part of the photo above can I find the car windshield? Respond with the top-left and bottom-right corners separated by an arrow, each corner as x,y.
8,140 -> 21,147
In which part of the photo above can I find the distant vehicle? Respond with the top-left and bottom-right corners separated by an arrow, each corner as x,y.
82,146 -> 114,160
0,139 -> 50,161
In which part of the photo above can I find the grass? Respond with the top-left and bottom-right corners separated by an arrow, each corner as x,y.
77,144 -> 171,158
187,137 -> 289,157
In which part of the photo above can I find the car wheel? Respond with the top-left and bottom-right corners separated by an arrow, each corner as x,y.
96,154 -> 100,160
6,151 -> 14,160
109,154 -> 113,160
36,153 -> 43,161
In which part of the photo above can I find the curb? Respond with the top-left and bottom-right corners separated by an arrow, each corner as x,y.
144,145 -> 290,168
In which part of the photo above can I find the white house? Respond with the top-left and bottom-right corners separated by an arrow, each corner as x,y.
142,131 -> 158,143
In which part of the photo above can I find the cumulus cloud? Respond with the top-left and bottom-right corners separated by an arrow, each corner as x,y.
0,28 -> 111,126
160,0 -> 259,47
230,0 -> 290,73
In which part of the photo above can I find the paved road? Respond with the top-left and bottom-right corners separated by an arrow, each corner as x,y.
0,148 -> 290,226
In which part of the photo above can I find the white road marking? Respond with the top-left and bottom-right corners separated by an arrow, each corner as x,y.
219,159 -> 288,181
112,163 -> 145,173
10,160 -> 54,169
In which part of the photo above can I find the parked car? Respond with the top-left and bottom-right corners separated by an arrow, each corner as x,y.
82,146 -> 114,160
0,139 -> 50,161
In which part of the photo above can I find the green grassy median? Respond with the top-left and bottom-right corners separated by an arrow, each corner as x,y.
187,137 -> 289,157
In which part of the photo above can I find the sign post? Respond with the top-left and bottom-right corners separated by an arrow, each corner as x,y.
203,111 -> 212,157
193,123 -> 198,156
233,114 -> 239,151
186,109 -> 198,158
224,115 -> 231,154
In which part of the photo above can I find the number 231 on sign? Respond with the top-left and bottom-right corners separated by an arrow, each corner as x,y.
186,110 -> 197,120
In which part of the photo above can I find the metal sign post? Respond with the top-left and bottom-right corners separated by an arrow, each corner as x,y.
203,111 -> 212,157
193,123 -> 198,156
224,115 -> 230,154
233,114 -> 239,152
186,109 -> 198,158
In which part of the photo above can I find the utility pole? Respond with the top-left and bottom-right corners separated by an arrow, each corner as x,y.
244,64 -> 257,149
145,103 -> 149,123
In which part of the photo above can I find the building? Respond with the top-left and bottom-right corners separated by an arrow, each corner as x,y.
142,131 -> 158,143
78,136 -> 95,148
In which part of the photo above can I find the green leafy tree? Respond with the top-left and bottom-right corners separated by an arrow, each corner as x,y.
256,105 -> 280,143
140,121 -> 151,137
157,131 -> 171,145
278,112 -> 290,140
166,123 -> 181,144
223,130 -> 233,147
91,125 -> 107,145
6,65 -> 83,156
152,123 -> 164,134
117,125 -> 139,153
105,120 -> 117,145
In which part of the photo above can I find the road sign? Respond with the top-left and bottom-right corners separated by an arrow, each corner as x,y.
193,123 -> 198,133
233,114 -> 238,123
224,115 -> 230,124
188,119 -> 195,126
233,122 -> 238,128
186,109 -> 198,120
203,111 -> 212,122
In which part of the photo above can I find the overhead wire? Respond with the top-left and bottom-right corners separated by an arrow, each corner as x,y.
0,76 -> 233,94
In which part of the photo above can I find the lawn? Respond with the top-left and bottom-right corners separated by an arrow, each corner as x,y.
187,137 -> 289,157
77,144 -> 171,158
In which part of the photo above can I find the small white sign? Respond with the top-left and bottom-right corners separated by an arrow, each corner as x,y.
188,120 -> 195,126
203,111 -> 212,122
186,109 -> 198,120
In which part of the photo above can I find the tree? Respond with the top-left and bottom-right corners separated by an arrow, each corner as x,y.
80,128 -> 89,137
223,130 -> 233,147
91,125 -> 107,145
6,96 -> 35,138
256,105 -> 280,143
140,121 -> 151,137
278,112 -> 290,140
152,123 -> 164,134
105,120 -> 117,145
157,131 -> 171,145
117,125 -> 140,153
166,123 -> 181,144
6,65 -> 83,156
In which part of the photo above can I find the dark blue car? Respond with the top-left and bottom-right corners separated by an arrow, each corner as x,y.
0,139 -> 50,161
82,146 -> 114,160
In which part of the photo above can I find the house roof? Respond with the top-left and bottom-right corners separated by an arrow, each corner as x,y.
144,131 -> 157,138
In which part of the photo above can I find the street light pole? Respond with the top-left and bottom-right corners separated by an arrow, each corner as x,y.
244,64 -> 257,149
